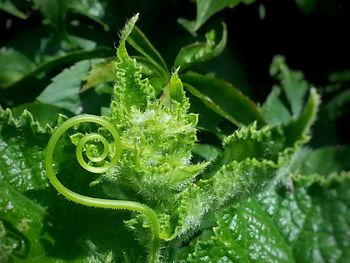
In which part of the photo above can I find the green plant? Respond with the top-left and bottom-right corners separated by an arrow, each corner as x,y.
1,1 -> 350,263
41,15 -> 321,262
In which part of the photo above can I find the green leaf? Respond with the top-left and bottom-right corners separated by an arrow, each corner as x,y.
11,102 -> 73,127
0,45 -> 112,105
34,0 -> 108,37
26,0 -> 108,34
180,177 -> 350,263
0,0 -> 30,19
169,70 -> 187,104
182,72 -> 265,127
283,88 -> 320,145
0,107 -> 53,135
173,88 -> 319,239
178,0 -> 256,34
37,60 -> 91,114
0,181 -> 50,263
0,110 -> 51,191
261,87 -> 291,125
110,14 -> 156,126
262,56 -> 316,126
69,0 -> 109,30
220,89 -> 318,170
179,196 -> 294,263
219,123 -> 286,165
174,23 -> 227,71
179,133 -> 349,263
269,55 -> 309,117
175,158 -> 278,239
127,26 -> 168,78
192,144 -> 222,161
292,145 -> 350,178
0,109 -> 52,262
0,23 -> 111,97
0,48 -> 36,89
82,58 -> 115,91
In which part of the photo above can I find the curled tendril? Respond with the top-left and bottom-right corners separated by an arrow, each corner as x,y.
45,115 -> 160,263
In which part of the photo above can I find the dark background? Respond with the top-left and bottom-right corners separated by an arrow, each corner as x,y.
2,0 -> 349,96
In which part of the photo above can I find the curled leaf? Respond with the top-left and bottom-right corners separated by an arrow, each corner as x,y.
174,23 -> 227,71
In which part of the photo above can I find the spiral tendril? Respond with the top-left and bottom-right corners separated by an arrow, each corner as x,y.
45,115 -> 160,263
